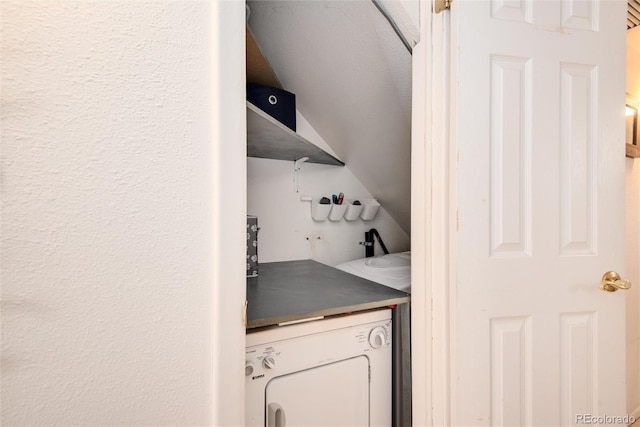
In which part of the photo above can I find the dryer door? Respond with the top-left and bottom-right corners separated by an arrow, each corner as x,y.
265,355 -> 369,426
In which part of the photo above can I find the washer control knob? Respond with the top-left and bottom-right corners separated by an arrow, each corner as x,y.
369,326 -> 388,349
262,356 -> 276,369
245,361 -> 255,377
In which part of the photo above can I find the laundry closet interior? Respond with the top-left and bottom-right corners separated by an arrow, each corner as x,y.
243,1 -> 418,426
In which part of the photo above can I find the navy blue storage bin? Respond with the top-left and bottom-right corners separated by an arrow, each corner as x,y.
247,83 -> 296,132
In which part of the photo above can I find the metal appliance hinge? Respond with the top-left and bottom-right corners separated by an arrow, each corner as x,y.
435,0 -> 452,13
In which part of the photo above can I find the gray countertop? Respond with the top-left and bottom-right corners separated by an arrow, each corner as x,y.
246,259 -> 410,329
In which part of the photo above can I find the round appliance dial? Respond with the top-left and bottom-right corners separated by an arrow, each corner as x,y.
369,326 -> 388,349
245,361 -> 255,377
262,356 -> 276,369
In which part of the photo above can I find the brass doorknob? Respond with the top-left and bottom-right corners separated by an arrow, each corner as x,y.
599,271 -> 632,292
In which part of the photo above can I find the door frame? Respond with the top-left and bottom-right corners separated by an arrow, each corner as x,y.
410,1 -> 455,425
213,0 -> 451,424
211,2 -> 247,426
626,158 -> 640,421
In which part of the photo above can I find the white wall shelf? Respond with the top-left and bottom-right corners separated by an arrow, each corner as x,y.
247,102 -> 345,167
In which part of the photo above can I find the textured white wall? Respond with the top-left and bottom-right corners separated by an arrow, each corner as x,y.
1,2 -> 220,425
248,113 -> 410,266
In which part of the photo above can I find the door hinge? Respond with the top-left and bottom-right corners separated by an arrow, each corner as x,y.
243,300 -> 248,327
435,0 -> 452,13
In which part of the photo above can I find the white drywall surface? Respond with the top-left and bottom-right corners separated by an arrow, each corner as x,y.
248,112 -> 410,266
247,0 -> 413,233
1,2 -> 220,425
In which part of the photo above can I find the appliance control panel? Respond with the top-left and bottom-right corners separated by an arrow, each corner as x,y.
245,317 -> 391,382
368,326 -> 389,349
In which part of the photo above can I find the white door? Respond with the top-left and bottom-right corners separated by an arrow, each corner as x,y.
429,0 -> 629,425
265,356 -> 369,426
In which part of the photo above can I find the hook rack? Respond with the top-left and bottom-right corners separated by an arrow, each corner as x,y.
293,157 -> 309,193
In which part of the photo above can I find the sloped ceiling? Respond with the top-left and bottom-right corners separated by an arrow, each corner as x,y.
247,0 -> 414,233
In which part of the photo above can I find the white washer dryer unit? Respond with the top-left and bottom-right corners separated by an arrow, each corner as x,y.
245,309 -> 392,427
335,252 -> 411,427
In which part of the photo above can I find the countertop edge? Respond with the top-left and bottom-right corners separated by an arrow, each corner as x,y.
246,296 -> 410,329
